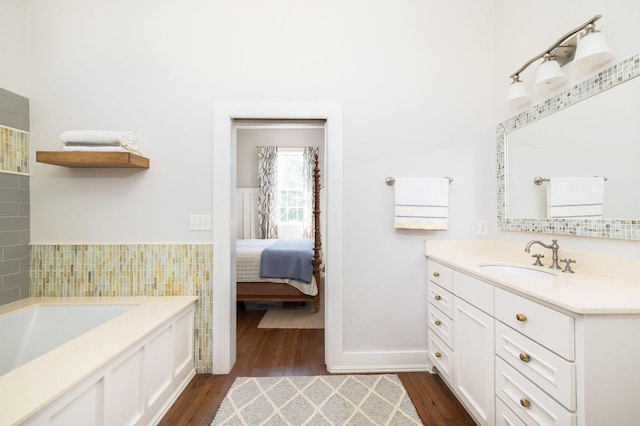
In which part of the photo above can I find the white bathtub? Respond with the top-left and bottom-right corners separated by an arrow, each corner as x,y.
0,304 -> 135,376
0,296 -> 198,426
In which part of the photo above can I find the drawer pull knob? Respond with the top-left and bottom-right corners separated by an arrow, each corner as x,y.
433,272 -> 440,277
434,295 -> 442,301
435,320 -> 442,326
516,313 -> 527,322
520,398 -> 531,408
435,352 -> 442,358
519,352 -> 531,363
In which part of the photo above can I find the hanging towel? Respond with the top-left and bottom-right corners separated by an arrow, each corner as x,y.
394,178 -> 449,230
546,177 -> 605,218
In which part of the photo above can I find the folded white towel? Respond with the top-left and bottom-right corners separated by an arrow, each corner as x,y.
394,178 -> 449,230
546,177 -> 605,218
60,130 -> 139,152
62,145 -> 137,153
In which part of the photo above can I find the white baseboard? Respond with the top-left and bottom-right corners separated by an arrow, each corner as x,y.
328,364 -> 430,374
327,350 -> 429,373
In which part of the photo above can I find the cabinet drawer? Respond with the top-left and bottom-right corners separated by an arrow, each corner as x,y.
453,271 -> 494,315
496,322 -> 576,410
495,288 -> 575,360
496,357 -> 576,426
428,259 -> 453,292
428,281 -> 453,318
496,397 -> 526,426
428,333 -> 453,386
428,305 -> 453,348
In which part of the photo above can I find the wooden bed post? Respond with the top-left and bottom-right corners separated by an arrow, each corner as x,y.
311,152 -> 322,313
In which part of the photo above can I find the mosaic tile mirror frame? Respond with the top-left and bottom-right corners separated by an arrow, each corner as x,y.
497,54 -> 640,240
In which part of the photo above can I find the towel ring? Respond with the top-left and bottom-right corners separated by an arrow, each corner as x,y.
386,176 -> 453,186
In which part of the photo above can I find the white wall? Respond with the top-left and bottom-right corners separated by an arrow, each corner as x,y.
28,1 -> 494,368
0,0 -> 29,96
492,0 -> 640,257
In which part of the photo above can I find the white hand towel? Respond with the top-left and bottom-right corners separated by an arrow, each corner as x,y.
546,177 -> 605,218
60,130 -> 140,152
394,178 -> 449,230
62,145 -> 137,153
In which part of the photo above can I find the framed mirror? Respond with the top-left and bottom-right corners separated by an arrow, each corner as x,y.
497,54 -> 640,240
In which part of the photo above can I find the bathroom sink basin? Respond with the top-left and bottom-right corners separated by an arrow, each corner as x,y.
479,264 -> 555,277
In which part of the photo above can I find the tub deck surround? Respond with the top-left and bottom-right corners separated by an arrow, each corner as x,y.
0,296 -> 198,426
424,239 -> 640,314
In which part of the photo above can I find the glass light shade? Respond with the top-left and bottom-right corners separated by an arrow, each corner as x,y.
505,80 -> 531,107
534,58 -> 567,90
574,30 -> 614,67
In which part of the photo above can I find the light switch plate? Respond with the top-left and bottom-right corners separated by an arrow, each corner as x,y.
189,214 -> 212,231
477,219 -> 488,235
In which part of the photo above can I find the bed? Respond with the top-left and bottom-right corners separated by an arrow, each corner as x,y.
236,154 -> 322,313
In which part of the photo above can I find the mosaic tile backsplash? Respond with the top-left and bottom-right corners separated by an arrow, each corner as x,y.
30,244 -> 214,373
0,125 -> 29,175
497,54 -> 640,240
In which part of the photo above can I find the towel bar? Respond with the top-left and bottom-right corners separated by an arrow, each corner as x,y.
533,176 -> 608,185
385,176 -> 453,186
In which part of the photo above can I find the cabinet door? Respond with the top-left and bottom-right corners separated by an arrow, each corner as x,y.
454,297 -> 495,426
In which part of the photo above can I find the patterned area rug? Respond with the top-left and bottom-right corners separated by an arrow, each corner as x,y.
211,375 -> 423,425
257,301 -> 324,329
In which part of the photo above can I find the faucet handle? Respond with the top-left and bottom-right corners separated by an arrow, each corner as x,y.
532,254 -> 545,266
560,258 -> 576,273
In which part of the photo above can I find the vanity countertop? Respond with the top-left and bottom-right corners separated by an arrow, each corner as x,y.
425,239 -> 640,315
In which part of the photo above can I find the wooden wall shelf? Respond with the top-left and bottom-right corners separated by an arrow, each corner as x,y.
36,151 -> 149,169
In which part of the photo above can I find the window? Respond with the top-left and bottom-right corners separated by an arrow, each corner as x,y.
277,148 -> 304,226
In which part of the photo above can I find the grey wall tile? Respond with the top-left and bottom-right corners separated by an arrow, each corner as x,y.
3,271 -> 29,289
19,175 -> 29,189
18,202 -> 29,217
0,203 -> 20,216
19,230 -> 29,244
0,173 -> 20,188
0,83 -> 30,306
0,170 -> 30,305
0,217 -> 29,232
0,87 -> 29,132
4,244 -> 30,260
0,187 -> 29,203
0,286 -> 20,305
0,259 -> 20,275
19,257 -> 29,273
0,231 -> 20,245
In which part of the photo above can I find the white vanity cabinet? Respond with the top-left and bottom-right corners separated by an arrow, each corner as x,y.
428,260 -> 495,426
427,260 -> 455,386
494,288 -> 577,425
427,256 -> 640,426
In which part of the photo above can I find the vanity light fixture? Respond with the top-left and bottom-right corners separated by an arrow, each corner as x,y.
505,14 -> 613,107
534,54 -> 567,89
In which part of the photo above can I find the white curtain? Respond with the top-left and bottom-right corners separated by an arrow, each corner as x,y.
302,147 -> 319,239
257,146 -> 279,239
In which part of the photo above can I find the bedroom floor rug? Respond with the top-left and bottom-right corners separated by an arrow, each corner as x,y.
257,301 -> 324,329
210,374 -> 423,425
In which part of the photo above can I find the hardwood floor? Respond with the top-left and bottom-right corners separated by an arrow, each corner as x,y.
160,304 -> 476,426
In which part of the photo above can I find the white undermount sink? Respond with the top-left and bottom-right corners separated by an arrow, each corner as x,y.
479,264 -> 556,277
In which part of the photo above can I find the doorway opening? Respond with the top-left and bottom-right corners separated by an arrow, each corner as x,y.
212,102 -> 344,374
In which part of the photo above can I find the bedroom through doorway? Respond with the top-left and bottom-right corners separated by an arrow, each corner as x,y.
234,119 -> 326,332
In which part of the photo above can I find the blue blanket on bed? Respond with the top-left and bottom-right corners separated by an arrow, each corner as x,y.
260,238 -> 314,284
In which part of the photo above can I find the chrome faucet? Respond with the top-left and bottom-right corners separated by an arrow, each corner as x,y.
525,239 -> 561,269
